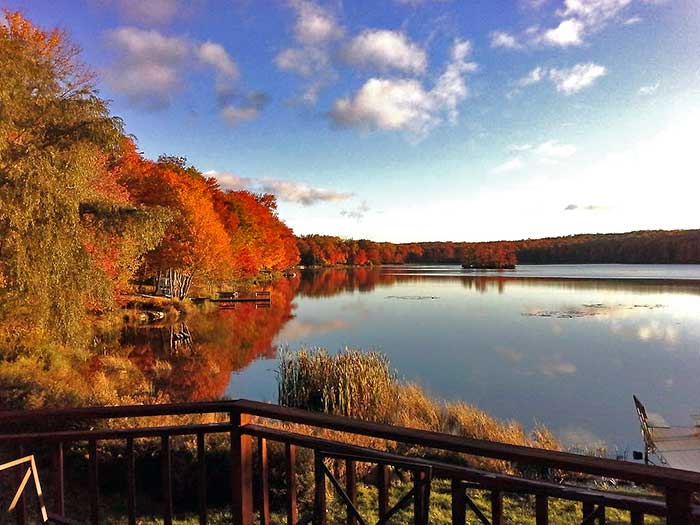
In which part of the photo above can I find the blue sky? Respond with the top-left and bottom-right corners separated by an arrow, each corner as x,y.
7,0 -> 700,242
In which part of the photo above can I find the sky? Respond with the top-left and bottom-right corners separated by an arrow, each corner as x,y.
6,0 -> 700,242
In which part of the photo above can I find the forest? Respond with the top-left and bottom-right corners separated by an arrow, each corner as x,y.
297,229 -> 700,267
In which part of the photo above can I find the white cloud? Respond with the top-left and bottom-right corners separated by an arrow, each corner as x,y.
535,140 -> 577,158
508,143 -> 533,152
549,63 -> 607,94
261,180 -> 354,205
493,157 -> 524,174
330,78 -> 435,132
341,30 -> 427,74
489,31 -> 522,49
518,66 -> 546,87
221,92 -> 269,125
198,41 -> 238,79
564,204 -> 608,211
329,39 -> 476,136
624,15 -> 643,25
275,0 -> 343,104
638,81 -> 660,96
105,27 -> 264,122
558,0 -> 632,27
542,18 -> 585,47
205,170 -> 354,206
104,27 -> 192,108
340,201 -> 371,220
291,0 -> 344,45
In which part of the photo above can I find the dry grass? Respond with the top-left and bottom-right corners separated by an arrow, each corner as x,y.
276,348 -> 561,476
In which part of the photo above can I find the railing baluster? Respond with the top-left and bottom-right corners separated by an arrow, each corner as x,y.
413,470 -> 428,525
231,411 -> 253,525
197,432 -> 207,525
666,489 -> 693,525
88,439 -> 99,525
451,480 -> 465,525
14,443 -> 26,525
630,511 -> 644,525
258,437 -> 270,525
377,464 -> 390,520
491,490 -> 503,525
345,459 -> 356,525
161,435 -> 173,525
285,443 -> 297,525
582,502 -> 594,524
52,442 -> 65,516
535,494 -> 548,525
126,437 -> 136,525
314,451 -> 326,525
597,505 -> 605,525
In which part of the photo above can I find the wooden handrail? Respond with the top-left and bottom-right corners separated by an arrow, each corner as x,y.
2,398 -> 700,490
2,399 -> 699,524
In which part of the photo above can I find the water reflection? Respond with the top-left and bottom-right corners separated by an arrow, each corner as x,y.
116,265 -> 700,452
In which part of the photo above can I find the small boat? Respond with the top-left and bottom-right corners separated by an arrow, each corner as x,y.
634,395 -> 700,471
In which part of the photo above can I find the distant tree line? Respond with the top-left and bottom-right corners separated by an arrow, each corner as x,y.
297,229 -> 700,267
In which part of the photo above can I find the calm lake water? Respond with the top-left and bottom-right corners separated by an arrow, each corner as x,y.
230,264 -> 700,453
129,264 -> 700,454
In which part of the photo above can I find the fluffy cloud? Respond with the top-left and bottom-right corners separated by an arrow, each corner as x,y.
291,0 -> 344,45
549,63 -> 607,94
105,27 -> 265,123
517,66 -> 546,87
638,81 -> 660,96
275,0 -> 343,104
489,31 -> 522,49
221,92 -> 269,125
494,0 -> 654,50
330,39 -> 476,136
564,204 -> 607,211
340,201 -> 371,220
104,27 -> 193,108
260,180 -> 354,205
535,140 -> 577,158
198,41 -> 239,79
542,18 -> 585,47
492,157 -> 524,174
341,30 -> 427,74
205,171 -> 354,206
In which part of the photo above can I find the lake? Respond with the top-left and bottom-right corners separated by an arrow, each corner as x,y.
128,264 -> 700,455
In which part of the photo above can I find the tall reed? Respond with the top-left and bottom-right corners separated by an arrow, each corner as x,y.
277,348 -> 399,423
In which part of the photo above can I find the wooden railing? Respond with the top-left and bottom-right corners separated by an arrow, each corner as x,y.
1,399 -> 699,524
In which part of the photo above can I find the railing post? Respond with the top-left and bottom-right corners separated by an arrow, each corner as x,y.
630,511 -> 643,525
451,480 -> 465,525
345,459 -> 356,525
161,435 -> 173,525
88,439 -> 99,525
285,444 -> 297,525
126,437 -> 136,525
258,438 -> 270,525
377,464 -> 390,520
53,442 -> 65,516
314,451 -> 326,525
666,489 -> 693,525
535,494 -> 548,525
491,490 -> 503,525
582,502 -> 594,524
413,470 -> 428,525
197,433 -> 207,525
231,410 -> 253,525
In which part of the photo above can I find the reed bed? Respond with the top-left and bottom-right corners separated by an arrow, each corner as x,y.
276,347 -> 560,474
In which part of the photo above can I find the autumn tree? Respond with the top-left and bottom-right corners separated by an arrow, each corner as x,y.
0,12 -> 165,345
